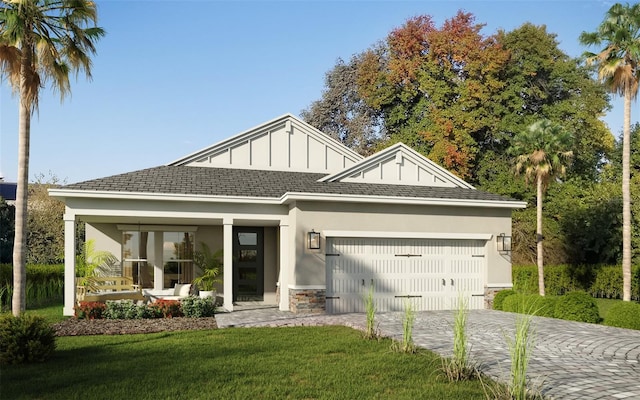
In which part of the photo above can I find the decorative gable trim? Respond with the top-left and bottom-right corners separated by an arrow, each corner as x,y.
168,114 -> 363,173
319,142 -> 474,189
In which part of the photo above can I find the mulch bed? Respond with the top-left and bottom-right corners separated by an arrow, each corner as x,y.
52,317 -> 218,336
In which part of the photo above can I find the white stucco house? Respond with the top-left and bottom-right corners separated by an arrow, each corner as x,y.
50,114 -> 526,317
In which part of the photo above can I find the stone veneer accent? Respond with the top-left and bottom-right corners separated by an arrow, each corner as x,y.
484,285 -> 512,309
289,288 -> 326,313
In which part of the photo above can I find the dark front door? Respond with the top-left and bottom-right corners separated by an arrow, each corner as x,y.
233,227 -> 264,301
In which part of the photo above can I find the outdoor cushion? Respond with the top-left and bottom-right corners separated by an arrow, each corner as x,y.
174,284 -> 191,297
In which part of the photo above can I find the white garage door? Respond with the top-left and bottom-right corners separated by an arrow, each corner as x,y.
325,237 -> 486,313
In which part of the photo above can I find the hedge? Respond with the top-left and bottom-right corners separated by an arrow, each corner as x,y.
513,264 -> 640,300
604,302 -> 640,330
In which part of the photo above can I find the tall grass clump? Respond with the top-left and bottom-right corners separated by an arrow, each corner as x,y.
442,296 -> 477,381
505,312 -> 539,400
392,300 -> 417,353
0,264 -> 64,309
363,283 -> 377,339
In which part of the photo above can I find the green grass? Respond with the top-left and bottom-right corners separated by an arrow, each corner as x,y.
1,301 -> 67,325
2,326 -> 494,400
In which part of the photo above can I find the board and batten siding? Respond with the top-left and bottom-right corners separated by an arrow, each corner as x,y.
179,117 -> 362,173
325,237 -> 486,313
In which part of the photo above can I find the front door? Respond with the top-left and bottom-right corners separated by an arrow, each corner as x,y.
233,227 -> 264,301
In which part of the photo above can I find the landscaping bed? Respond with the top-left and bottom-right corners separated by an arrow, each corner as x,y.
52,316 -> 218,336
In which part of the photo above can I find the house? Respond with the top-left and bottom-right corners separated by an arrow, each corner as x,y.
49,114 -> 526,317
0,178 -> 17,206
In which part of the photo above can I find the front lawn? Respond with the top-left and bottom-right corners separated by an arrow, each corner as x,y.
3,325 -> 494,399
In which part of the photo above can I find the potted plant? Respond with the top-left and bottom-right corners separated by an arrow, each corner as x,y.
192,242 -> 223,298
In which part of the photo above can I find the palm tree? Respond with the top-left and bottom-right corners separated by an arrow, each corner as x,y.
580,3 -> 640,302
0,0 -> 104,315
509,119 -> 573,296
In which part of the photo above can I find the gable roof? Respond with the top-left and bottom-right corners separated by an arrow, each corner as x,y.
320,142 -> 474,189
168,114 -> 363,174
52,165 -> 525,208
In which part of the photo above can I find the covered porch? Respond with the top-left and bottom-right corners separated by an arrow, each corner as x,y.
59,200 -> 292,316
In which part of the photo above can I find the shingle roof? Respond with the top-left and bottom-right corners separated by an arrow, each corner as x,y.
62,165 -> 516,203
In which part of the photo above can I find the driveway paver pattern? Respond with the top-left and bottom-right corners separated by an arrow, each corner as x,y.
215,308 -> 640,400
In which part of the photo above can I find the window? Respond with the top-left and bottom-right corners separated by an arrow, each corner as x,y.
122,231 -> 155,288
163,232 -> 195,288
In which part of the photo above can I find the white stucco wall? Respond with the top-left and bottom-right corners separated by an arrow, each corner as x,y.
288,201 -> 514,287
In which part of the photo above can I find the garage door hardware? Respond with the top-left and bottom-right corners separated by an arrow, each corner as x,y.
472,254 -> 485,258
394,295 -> 423,298
326,296 -> 340,300
325,253 -> 340,257
394,254 -> 422,257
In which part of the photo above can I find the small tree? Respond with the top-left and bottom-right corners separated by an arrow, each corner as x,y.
509,119 -> 573,296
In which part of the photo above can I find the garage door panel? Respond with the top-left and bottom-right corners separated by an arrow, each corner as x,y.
326,237 -> 486,313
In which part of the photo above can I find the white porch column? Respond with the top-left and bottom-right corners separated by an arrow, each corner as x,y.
278,222 -> 290,311
223,219 -> 233,311
153,232 -> 164,290
63,213 -> 76,316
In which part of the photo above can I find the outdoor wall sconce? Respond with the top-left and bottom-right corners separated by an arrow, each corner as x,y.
496,233 -> 512,253
308,230 -> 320,249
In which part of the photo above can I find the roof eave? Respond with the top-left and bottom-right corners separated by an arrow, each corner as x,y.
49,188 -> 527,209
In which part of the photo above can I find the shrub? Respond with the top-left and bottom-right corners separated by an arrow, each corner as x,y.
149,300 -> 183,318
493,289 -> 516,310
502,294 -> 556,317
553,291 -> 600,323
0,314 -> 56,365
181,296 -> 216,318
604,302 -> 640,330
104,300 -> 143,319
75,301 -> 106,319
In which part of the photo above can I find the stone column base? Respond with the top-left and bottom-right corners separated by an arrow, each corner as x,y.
484,284 -> 513,309
289,288 -> 326,313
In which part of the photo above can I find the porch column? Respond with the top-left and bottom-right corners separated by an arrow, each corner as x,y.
278,222 -> 290,311
223,219 -> 233,312
63,213 -> 76,316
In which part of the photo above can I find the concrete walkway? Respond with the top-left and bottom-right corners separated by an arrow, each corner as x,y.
215,308 -> 640,400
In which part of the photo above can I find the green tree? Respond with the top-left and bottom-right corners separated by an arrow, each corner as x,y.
301,53 -> 384,156
0,0 -> 105,315
509,119 -> 573,296
26,172 -> 65,264
580,2 -> 640,301
497,23 -> 613,180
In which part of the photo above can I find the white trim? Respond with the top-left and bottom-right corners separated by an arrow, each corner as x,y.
323,231 -> 493,240
486,283 -> 514,289
283,192 -> 527,209
288,284 -> 326,290
116,224 -> 198,232
49,189 -> 283,204
49,190 -> 527,210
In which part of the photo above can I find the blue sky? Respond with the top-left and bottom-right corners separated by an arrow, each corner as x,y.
0,0 -> 631,184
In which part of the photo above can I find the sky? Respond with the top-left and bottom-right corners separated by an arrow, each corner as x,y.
0,0 -> 632,184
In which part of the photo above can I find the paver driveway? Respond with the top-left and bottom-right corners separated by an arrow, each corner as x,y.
216,308 -> 640,400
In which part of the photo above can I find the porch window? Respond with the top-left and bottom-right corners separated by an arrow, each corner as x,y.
122,231 -> 155,288
163,232 -> 195,288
